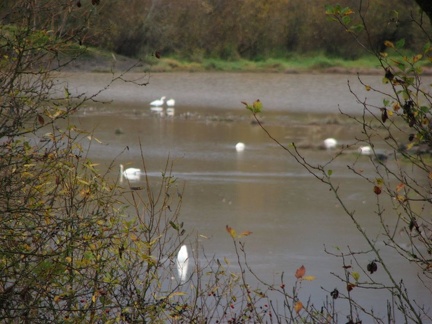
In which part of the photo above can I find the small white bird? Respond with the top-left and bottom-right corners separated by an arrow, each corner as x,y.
150,96 -> 166,106
235,142 -> 245,152
119,164 -> 141,182
359,145 -> 372,155
177,245 -> 189,283
166,98 -> 175,106
323,138 -> 337,149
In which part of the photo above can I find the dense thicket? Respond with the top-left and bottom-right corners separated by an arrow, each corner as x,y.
84,0 -> 432,60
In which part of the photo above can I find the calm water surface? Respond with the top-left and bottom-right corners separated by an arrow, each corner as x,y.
61,72 -> 431,320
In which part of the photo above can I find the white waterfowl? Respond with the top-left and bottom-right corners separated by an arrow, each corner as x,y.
176,245 -> 189,283
150,96 -> 166,106
235,142 -> 245,152
119,164 -> 141,182
359,145 -> 372,155
323,138 -> 337,149
166,98 -> 175,106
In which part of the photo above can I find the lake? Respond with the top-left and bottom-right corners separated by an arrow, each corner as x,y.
60,71 -> 431,321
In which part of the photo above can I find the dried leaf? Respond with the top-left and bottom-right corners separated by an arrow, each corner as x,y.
239,231 -> 253,237
294,301 -> 303,314
37,114 -> 45,126
225,225 -> 236,238
295,265 -> 306,279
347,283 -> 356,291
392,102 -> 400,112
367,261 -> 378,274
380,108 -> 388,123
384,40 -> 394,48
396,183 -> 405,192
373,186 -> 382,195
330,288 -> 339,299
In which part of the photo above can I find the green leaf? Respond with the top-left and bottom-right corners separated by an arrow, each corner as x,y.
327,169 -> 333,176
395,38 -> 405,49
350,24 -> 364,33
342,15 -> 351,25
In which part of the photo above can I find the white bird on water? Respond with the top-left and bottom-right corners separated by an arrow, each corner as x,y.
235,142 -> 245,152
177,245 -> 189,283
150,96 -> 166,106
166,98 -> 175,106
119,164 -> 141,182
323,138 -> 337,150
359,145 -> 372,155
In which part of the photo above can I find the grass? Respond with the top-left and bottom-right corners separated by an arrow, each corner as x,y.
66,47 -> 432,74
138,53 -> 385,73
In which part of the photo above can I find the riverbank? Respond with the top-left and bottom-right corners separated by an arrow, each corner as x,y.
62,49 -> 388,75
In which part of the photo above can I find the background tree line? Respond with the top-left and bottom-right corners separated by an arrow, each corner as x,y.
85,0 -> 431,60
2,0 -> 430,61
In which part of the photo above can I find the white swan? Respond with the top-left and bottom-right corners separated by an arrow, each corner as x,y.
150,96 -> 166,106
176,245 -> 189,283
235,142 -> 245,152
359,145 -> 372,155
323,138 -> 337,149
119,164 -> 141,182
166,98 -> 175,106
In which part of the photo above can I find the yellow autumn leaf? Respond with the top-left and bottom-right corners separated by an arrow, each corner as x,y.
302,275 -> 316,281
65,256 -> 72,263
365,85 -> 371,91
225,225 -> 237,238
54,295 -> 62,303
413,54 -> 423,63
352,271 -> 360,282
294,301 -> 303,314
252,99 -> 262,113
384,40 -> 394,48
92,294 -> 97,303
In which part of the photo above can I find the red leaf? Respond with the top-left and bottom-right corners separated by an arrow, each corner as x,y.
373,186 -> 382,195
37,114 -> 45,126
295,265 -> 306,279
347,283 -> 356,292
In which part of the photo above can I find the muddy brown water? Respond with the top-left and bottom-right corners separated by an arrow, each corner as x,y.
56,72 -> 431,320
